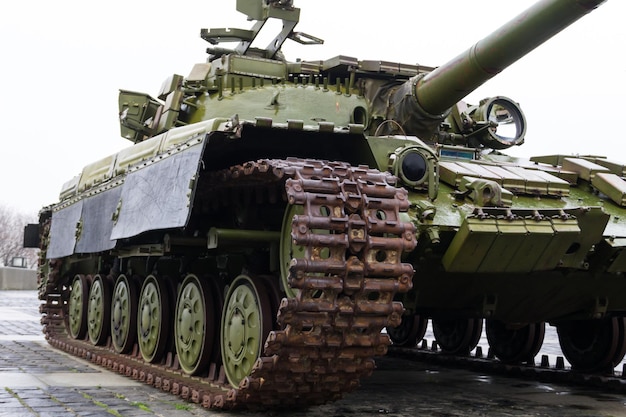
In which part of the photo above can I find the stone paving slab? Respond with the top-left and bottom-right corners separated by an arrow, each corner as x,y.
0,386 -> 216,417
0,341 -> 96,374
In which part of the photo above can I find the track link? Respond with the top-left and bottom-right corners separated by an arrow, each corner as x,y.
38,158 -> 417,410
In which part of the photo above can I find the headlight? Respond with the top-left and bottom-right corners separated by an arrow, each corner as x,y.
389,145 -> 438,199
471,96 -> 526,150
400,151 -> 428,184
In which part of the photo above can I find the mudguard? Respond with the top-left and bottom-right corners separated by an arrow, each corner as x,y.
75,186 -> 122,254
110,142 -> 204,240
47,201 -> 83,259
47,141 -> 204,258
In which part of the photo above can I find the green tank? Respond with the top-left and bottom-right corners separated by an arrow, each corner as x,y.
26,0 -> 624,409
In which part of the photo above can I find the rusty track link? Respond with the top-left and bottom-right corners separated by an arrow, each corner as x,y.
39,158 -> 417,410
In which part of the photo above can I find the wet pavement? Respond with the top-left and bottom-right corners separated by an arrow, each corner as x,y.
2,290 -> 626,416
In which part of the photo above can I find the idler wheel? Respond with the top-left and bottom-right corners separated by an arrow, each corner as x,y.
87,274 -> 112,345
557,317 -> 626,373
432,318 -> 483,355
279,204 -> 305,298
67,274 -> 90,339
110,275 -> 138,353
388,314 -> 428,347
221,274 -> 272,388
486,320 -> 545,364
175,274 -> 216,375
137,275 -> 170,363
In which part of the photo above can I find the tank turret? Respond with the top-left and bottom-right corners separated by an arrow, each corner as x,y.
118,0 -> 605,153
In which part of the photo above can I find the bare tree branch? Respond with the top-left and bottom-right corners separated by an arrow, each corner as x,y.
0,204 -> 39,269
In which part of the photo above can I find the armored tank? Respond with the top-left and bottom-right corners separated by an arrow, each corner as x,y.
25,0 -> 625,410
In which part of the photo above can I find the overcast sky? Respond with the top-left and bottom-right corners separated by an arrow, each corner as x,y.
1,0 -> 624,215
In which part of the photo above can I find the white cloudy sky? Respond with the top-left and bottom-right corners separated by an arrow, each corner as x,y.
1,0 -> 624,214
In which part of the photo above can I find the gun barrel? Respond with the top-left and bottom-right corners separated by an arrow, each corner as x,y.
415,0 -> 606,117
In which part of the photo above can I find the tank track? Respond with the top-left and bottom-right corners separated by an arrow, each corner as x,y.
38,158 -> 417,410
